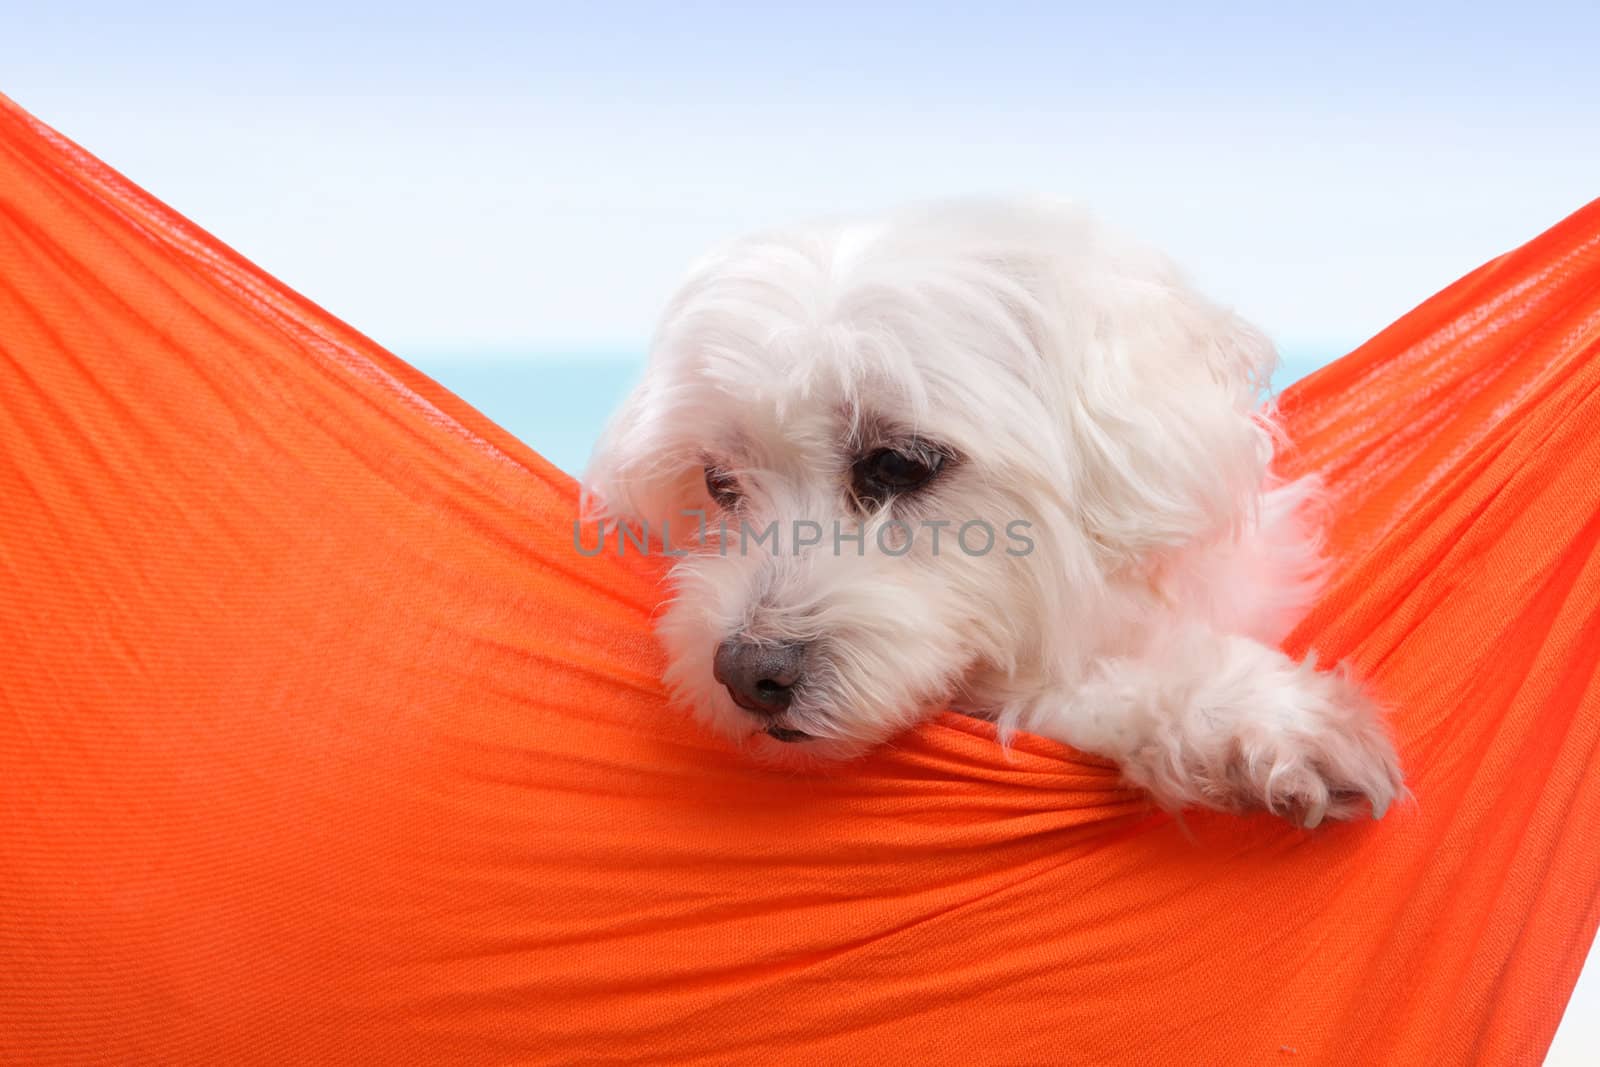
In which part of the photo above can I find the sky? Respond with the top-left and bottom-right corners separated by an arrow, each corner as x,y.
5,2 -> 1598,359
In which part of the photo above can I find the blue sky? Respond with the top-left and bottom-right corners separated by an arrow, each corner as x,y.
6,2 -> 1598,357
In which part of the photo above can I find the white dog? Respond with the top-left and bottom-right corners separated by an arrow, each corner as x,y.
585,199 -> 1403,828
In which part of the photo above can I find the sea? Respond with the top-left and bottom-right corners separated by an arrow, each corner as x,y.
409,349 -> 1343,476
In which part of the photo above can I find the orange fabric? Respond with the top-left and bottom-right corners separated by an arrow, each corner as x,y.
2,93 -> 1599,1066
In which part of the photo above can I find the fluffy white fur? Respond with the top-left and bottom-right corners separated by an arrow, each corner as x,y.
585,198 -> 1403,828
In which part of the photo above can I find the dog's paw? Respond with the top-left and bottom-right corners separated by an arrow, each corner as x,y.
1215,664 -> 1405,828
1110,647 -> 1407,829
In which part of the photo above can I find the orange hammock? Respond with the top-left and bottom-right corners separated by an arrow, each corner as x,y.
3,94 -> 1599,1066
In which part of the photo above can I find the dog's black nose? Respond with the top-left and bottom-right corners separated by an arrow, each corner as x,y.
713,639 -> 804,716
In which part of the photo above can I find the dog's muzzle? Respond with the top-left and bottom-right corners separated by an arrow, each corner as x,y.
713,639 -> 809,739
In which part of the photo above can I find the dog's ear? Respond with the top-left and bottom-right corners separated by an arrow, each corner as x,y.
581,367 -> 701,543
1004,240 -> 1277,566
1083,283 -> 1275,563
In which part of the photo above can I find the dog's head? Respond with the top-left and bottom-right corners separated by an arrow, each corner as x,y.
584,199 -> 1276,757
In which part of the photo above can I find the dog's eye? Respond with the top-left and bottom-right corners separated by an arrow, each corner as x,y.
704,466 -> 741,508
853,447 -> 944,502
